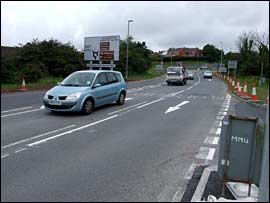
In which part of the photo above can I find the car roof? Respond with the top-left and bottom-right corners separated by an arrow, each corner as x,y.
75,70 -> 121,74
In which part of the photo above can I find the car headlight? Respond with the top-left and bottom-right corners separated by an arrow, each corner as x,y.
66,92 -> 81,100
44,91 -> 49,99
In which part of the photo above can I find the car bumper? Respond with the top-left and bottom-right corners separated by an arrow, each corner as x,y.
166,78 -> 184,83
43,98 -> 80,112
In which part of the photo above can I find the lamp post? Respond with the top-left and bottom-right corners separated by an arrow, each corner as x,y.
126,19 -> 133,80
220,41 -> 226,76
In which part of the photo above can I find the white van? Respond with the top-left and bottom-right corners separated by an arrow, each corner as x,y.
166,66 -> 188,85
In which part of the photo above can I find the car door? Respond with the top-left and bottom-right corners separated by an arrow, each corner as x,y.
92,72 -> 111,106
105,72 -> 120,102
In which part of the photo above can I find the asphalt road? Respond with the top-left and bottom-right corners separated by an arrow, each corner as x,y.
1,71 -> 266,202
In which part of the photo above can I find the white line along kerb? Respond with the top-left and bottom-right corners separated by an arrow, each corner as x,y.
27,115 -> 118,147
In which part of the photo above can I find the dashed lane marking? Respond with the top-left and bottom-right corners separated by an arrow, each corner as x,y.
1,125 -> 76,149
1,106 -> 32,113
107,101 -> 148,115
1,109 -> 42,118
14,148 -> 28,153
136,98 -> 165,109
1,153 -> 9,159
27,115 -> 118,147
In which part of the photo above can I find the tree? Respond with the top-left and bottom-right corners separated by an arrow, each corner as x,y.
116,37 -> 153,75
236,30 -> 261,76
201,44 -> 222,62
255,31 -> 269,78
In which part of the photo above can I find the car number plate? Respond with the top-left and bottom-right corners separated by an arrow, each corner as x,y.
48,101 -> 62,105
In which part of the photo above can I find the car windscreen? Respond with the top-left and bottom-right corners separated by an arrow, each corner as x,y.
167,67 -> 181,73
61,72 -> 95,87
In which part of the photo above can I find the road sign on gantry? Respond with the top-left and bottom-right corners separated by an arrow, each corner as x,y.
84,35 -> 120,61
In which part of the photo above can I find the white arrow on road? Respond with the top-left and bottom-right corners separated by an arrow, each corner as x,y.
165,101 -> 190,114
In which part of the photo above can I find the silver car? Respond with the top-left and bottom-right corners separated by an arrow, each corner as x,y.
187,70 -> 194,80
203,70 -> 213,79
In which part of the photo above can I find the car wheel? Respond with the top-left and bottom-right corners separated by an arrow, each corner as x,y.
116,91 -> 125,105
81,98 -> 94,115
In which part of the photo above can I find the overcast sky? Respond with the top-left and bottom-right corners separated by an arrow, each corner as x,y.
1,1 -> 269,53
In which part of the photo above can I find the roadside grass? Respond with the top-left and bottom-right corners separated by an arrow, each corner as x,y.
221,75 -> 269,104
1,77 -> 63,92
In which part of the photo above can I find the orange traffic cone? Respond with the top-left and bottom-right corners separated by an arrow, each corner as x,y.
232,80 -> 235,89
18,78 -> 28,91
237,82 -> 243,96
234,80 -> 240,91
250,83 -> 259,102
241,81 -> 250,99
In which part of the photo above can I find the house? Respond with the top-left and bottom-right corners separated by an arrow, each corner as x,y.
167,47 -> 200,57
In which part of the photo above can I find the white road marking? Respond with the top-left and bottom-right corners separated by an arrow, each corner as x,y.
165,101 -> 190,114
136,98 -> 164,109
212,137 -> 219,145
168,74 -> 201,97
125,98 -> 133,101
1,153 -> 9,159
108,101 -> 148,115
27,115 -> 118,147
218,111 -> 227,116
213,121 -> 222,127
1,109 -> 42,118
223,103 -> 230,106
216,128 -> 222,135
14,148 -> 28,153
220,108 -> 229,112
1,106 -> 32,113
216,115 -> 225,120
1,125 -> 76,149
204,136 -> 219,145
184,162 -> 198,180
40,105 -> 45,109
209,128 -> 216,134
195,147 -> 216,160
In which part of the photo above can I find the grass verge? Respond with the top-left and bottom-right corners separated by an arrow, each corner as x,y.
1,77 -> 63,93
219,74 -> 269,104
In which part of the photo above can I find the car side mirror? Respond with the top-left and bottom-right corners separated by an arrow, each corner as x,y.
93,84 -> 101,88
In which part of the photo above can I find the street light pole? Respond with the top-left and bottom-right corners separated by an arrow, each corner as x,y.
220,41 -> 226,77
126,20 -> 133,80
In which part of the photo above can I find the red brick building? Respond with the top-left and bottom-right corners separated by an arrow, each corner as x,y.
167,47 -> 200,57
